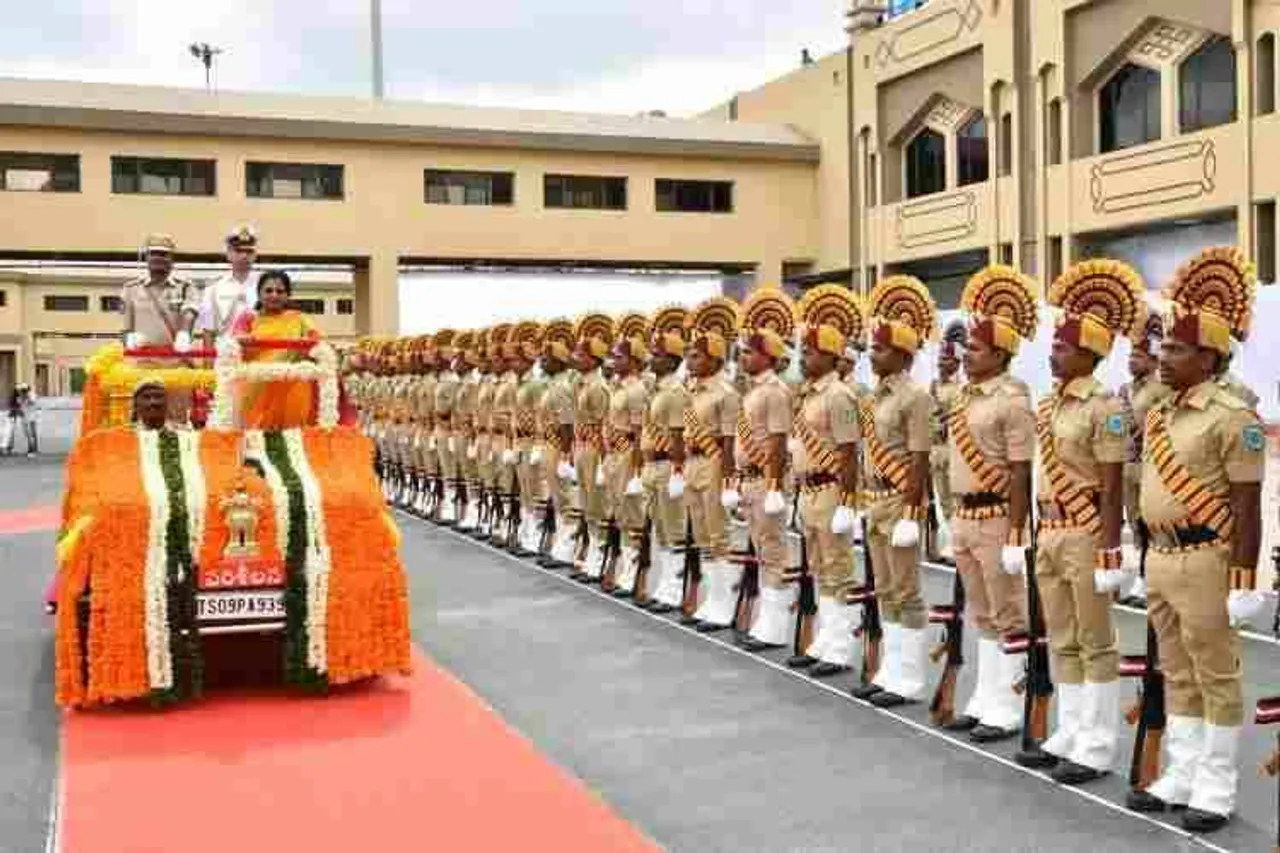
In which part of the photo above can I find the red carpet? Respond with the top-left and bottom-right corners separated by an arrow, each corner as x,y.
58,647 -> 658,853
0,504 -> 58,535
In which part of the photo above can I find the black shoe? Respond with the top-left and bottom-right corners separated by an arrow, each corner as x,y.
809,662 -> 850,678
1015,745 -> 1059,770
647,602 -> 674,614
1125,790 -> 1169,813
1181,807 -> 1230,833
969,724 -> 1018,744
940,714 -> 979,732
870,690 -> 910,708
610,588 -> 633,598
695,621 -> 727,633
786,654 -> 817,669
1050,760 -> 1104,785
851,682 -> 883,700
575,574 -> 597,585
679,613 -> 700,626
740,638 -> 782,652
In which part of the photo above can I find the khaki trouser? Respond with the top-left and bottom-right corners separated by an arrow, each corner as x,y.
519,444 -> 546,511
602,451 -> 644,540
492,432 -> 516,496
685,454 -> 727,556
1148,543 -> 1242,726
930,445 -> 954,521
574,445 -> 605,526
642,460 -> 683,547
544,443 -> 573,527
1123,462 -> 1141,532
460,432 -> 478,484
741,476 -> 787,587
799,483 -> 854,596
866,493 -> 925,629
435,428 -> 457,482
1035,526 -> 1118,684
476,433 -> 494,490
952,515 -> 1027,640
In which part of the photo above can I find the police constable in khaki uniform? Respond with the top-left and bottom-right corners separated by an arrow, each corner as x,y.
454,333 -> 482,532
473,337 -> 499,539
510,323 -> 547,556
490,327 -> 520,548
945,266 -> 1038,742
603,328 -> 651,596
411,337 -> 440,518
734,288 -> 796,651
641,309 -> 691,612
681,298 -> 743,631
537,321 -> 578,567
930,322 -> 965,561
790,285 -> 863,677
1032,259 -> 1148,785
433,331 -> 462,524
569,314 -> 614,580
854,276 -> 936,707
1126,247 -> 1265,834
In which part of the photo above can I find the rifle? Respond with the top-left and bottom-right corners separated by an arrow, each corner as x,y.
732,539 -> 760,635
506,467 -> 523,554
928,570 -> 966,726
535,496 -> 557,566
849,516 -> 882,689
632,516 -> 653,605
785,490 -> 817,664
1122,524 -> 1164,789
679,514 -> 703,624
453,476 -> 468,529
1012,498 -> 1054,768
601,519 -> 621,590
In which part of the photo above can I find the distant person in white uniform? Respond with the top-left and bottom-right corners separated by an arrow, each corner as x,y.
197,225 -> 258,348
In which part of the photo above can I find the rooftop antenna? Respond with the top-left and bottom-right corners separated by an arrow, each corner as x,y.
188,42 -> 223,92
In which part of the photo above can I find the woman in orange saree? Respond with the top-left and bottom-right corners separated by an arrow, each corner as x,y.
233,270 -> 321,430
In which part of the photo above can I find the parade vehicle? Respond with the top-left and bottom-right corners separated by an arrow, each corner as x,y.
51,337 -> 411,708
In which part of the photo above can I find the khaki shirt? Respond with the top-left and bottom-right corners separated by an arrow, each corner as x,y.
457,371 -> 479,433
1120,376 -> 1172,467
948,373 -> 1035,494
475,374 -> 496,434
515,372 -> 546,440
575,370 -> 610,427
414,373 -> 438,425
793,371 -> 860,475
737,370 -> 791,468
931,378 -> 963,447
688,373 -> 741,441
867,371 -> 932,478
1218,371 -> 1259,411
492,371 -> 519,436
643,374 -> 689,455
1035,376 -> 1126,501
1139,380 -> 1265,530
434,371 -> 460,436
538,371 -> 575,439
122,274 -> 199,346
606,375 -> 648,441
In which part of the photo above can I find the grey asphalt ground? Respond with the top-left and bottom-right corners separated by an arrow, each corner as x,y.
2,453 -> 1276,852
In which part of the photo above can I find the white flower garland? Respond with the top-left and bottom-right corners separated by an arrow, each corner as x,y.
284,429 -> 332,674
208,339 -> 339,430
137,430 -> 175,692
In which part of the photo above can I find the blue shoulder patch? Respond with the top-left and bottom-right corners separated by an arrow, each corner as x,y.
1242,424 -> 1265,453
1105,413 -> 1125,437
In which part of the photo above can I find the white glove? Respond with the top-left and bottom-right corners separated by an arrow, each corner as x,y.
466,443 -> 478,460
530,448 -> 544,466
595,466 -> 605,487
1227,590 -> 1267,627
447,437 -> 457,454
427,436 -> 437,452
174,330 -> 192,353
1126,575 -> 1147,602
1093,569 -> 1128,594
720,488 -> 741,511
763,490 -> 786,516
890,519 -> 920,548
667,473 -> 686,499
831,506 -> 855,536
1000,545 -> 1027,576
558,461 -> 577,483
502,449 -> 517,465
125,332 -> 143,350
625,477 -> 644,496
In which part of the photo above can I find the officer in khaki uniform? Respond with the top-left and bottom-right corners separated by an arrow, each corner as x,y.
510,323 -> 547,556
788,284 -> 863,677
433,330 -> 461,524
538,320 -> 579,567
603,332 -> 651,596
473,338 -> 499,539
641,308 -> 691,611
852,275 -> 936,707
930,321 -> 966,560
1126,247 -> 1265,834
1031,259 -> 1148,785
569,314 -> 614,580
490,327 -> 520,547
945,265 -> 1038,742
681,297 -> 743,631
734,288 -> 796,651
454,333 -> 482,532
411,338 -> 440,518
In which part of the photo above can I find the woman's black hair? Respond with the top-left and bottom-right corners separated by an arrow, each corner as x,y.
255,269 -> 293,310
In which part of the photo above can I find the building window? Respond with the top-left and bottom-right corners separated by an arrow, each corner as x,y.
999,113 -> 1013,177
999,243 -> 1014,265
1257,201 -> 1276,283
957,114 -> 989,186
99,295 -> 124,313
293,298 -> 326,316
1048,236 -> 1064,284
247,162 -> 344,200
655,179 -> 733,213
1,152 -> 79,192
424,170 -> 514,206
544,174 -> 627,210
1180,36 -> 1237,133
111,156 -> 216,196
337,298 -> 354,316
1047,99 -> 1063,165
1260,34 -> 1276,116
44,295 -> 89,312
1100,63 -> 1161,153
68,367 -> 86,395
905,129 -> 946,198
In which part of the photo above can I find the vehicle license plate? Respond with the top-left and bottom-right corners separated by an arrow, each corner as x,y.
196,590 -> 286,622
